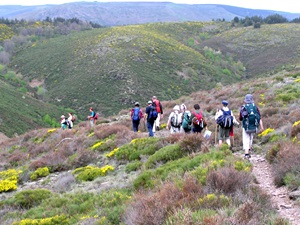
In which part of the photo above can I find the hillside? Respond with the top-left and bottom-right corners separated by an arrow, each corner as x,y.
9,22 -> 244,117
8,22 -> 300,119
0,78 -> 67,138
1,2 -> 300,26
0,70 -> 299,224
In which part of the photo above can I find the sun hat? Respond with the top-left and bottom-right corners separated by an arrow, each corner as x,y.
61,115 -> 65,118
134,102 -> 139,106
222,100 -> 228,106
148,100 -> 152,104
244,94 -> 254,104
173,105 -> 180,111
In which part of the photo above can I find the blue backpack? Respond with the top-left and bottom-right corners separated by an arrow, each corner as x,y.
216,109 -> 233,128
132,108 -> 140,121
148,104 -> 158,121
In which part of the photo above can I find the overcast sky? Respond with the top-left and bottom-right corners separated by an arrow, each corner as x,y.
0,0 -> 299,13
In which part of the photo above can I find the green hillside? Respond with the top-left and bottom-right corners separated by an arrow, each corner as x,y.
9,22 -> 244,117
0,77 -> 66,138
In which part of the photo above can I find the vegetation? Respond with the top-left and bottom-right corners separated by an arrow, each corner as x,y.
0,69 -> 299,224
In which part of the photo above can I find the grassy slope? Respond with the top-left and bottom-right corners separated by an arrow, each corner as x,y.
0,80 -> 65,137
9,22 -> 243,117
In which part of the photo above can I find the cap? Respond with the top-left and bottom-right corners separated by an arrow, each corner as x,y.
244,94 -> 254,104
173,105 -> 180,111
134,102 -> 139,106
148,100 -> 152,104
222,100 -> 228,106
61,115 -> 65,118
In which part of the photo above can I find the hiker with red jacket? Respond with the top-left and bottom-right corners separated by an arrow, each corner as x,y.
130,102 -> 144,132
190,104 -> 206,133
151,96 -> 163,133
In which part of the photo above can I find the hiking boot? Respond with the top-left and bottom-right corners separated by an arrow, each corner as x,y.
244,154 -> 251,160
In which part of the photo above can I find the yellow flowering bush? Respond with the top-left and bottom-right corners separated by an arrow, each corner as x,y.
198,193 -> 231,209
292,120 -> 300,127
30,167 -> 50,181
13,215 -> 69,225
0,169 -> 22,193
105,148 -> 119,158
47,129 -> 56,133
234,161 -> 251,172
258,128 -> 275,137
295,78 -> 300,83
73,165 -> 114,181
91,141 -> 104,150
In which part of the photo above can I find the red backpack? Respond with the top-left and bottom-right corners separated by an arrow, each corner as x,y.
192,111 -> 203,126
154,100 -> 161,113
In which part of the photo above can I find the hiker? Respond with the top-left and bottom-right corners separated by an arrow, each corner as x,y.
67,112 -> 74,129
215,100 -> 239,148
145,100 -> 156,137
239,94 -> 264,159
190,104 -> 206,133
130,102 -> 144,132
151,96 -> 163,133
180,103 -> 192,133
60,115 -> 67,130
87,107 -> 96,127
167,105 -> 182,134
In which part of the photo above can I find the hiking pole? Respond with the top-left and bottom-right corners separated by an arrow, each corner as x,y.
215,124 -> 218,146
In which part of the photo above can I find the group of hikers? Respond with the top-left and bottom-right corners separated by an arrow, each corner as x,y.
130,94 -> 264,160
60,112 -> 76,130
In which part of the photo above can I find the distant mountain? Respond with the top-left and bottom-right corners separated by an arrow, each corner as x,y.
0,2 -> 299,26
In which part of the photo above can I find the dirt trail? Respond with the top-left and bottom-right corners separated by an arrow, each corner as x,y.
247,153 -> 300,225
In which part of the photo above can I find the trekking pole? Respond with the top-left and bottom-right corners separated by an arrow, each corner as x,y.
215,124 -> 218,146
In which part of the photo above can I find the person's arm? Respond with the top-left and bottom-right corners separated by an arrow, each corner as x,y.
257,107 -> 264,131
139,109 -> 144,119
159,102 -> 163,118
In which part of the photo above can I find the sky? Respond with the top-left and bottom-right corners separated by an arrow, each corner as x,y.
0,0 -> 299,13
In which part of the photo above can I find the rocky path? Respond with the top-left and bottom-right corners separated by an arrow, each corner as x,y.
248,154 -> 300,225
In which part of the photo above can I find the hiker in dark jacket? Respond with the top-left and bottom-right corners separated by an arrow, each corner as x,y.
145,100 -> 155,137
239,94 -> 264,159
130,102 -> 144,132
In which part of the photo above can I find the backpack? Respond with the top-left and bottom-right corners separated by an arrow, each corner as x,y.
170,112 -> 181,128
241,103 -> 260,134
148,104 -> 158,121
216,109 -> 233,128
132,108 -> 140,121
192,111 -> 205,128
181,111 -> 192,130
154,100 -> 161,113
94,113 -> 99,120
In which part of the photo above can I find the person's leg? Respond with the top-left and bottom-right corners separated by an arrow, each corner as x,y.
242,128 -> 251,157
132,121 -> 138,132
224,128 -> 231,147
147,121 -> 154,137
218,127 -> 224,146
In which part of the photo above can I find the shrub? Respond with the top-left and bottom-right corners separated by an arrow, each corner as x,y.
0,169 -> 22,193
266,144 -> 280,163
13,215 -> 69,225
116,137 -> 160,161
179,133 -> 206,154
145,144 -> 184,169
125,161 -> 142,173
206,167 -> 252,194
13,189 -> 52,209
198,193 -> 231,209
30,167 -> 50,181
72,165 -> 114,181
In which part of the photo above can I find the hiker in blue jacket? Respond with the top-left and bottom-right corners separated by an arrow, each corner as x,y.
145,100 -> 155,137
130,102 -> 144,132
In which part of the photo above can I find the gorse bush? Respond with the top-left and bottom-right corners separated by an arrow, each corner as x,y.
13,215 -> 69,225
0,169 -> 22,193
72,165 -> 114,181
30,167 -> 50,181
